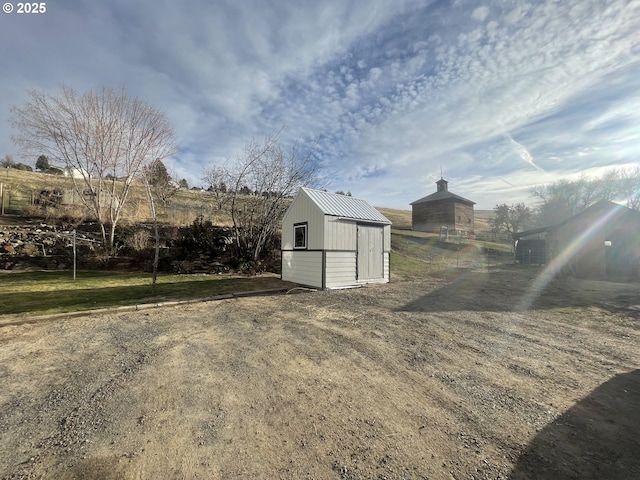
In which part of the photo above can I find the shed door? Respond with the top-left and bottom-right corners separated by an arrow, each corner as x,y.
357,224 -> 384,280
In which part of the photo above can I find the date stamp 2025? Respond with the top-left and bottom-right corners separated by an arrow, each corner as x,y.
3,2 -> 47,14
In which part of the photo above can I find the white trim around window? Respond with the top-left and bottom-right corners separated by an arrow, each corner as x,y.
294,223 -> 307,249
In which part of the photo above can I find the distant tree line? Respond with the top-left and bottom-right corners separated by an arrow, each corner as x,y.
1,154 -> 33,171
491,167 -> 640,234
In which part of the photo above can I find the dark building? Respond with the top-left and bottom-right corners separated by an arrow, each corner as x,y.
512,200 -> 640,279
410,178 -> 475,234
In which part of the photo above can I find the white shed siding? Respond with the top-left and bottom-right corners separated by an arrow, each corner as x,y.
357,224 -> 386,281
383,252 -> 390,280
281,251 -> 323,288
325,251 -> 357,288
356,252 -> 389,285
324,217 -> 357,251
281,193 -> 325,250
383,225 -> 391,252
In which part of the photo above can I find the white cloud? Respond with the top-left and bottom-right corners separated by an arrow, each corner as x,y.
505,134 -> 545,173
1,0 -> 639,210
472,6 -> 490,22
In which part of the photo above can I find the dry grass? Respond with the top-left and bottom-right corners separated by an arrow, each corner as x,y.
474,209 -> 495,231
1,168 -> 77,191
1,168 -> 235,225
3,168 -> 497,232
375,206 -> 413,230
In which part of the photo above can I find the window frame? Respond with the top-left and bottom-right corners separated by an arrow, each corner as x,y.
293,222 -> 308,249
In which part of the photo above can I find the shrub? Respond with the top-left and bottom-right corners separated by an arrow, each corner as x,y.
21,205 -> 43,217
127,229 -> 151,252
177,218 -> 231,254
14,163 -> 34,171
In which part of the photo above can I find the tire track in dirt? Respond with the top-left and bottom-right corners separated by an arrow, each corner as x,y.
1,315 -> 172,480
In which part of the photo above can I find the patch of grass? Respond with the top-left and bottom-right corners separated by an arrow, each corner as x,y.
390,232 -> 451,276
376,207 -> 412,230
389,229 -> 512,275
0,168 -> 76,191
390,251 -> 430,276
0,271 -> 291,316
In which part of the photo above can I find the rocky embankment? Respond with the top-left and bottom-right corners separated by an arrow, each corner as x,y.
0,221 -> 98,270
1,219 -> 275,273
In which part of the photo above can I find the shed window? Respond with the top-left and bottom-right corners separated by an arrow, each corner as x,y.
294,223 -> 307,249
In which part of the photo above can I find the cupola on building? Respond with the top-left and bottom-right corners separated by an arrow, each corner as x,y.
410,178 -> 475,234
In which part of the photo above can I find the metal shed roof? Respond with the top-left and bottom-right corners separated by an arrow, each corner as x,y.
512,200 -> 640,239
301,187 -> 391,224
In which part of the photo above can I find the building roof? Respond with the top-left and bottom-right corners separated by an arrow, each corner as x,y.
410,190 -> 475,206
300,187 -> 391,224
512,200 -> 640,239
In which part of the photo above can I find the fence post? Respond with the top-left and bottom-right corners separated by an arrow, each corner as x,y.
0,183 -> 4,216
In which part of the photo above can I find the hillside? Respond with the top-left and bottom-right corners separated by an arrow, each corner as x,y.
3,169 -> 495,230
1,168 -> 234,226
375,207 -> 412,230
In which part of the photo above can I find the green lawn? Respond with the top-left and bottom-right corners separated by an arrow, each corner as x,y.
390,229 -> 514,275
0,271 -> 291,317
0,227 -> 514,318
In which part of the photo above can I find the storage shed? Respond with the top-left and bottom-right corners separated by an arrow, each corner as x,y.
281,188 -> 392,289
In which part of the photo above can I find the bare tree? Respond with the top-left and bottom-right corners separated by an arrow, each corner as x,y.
1,155 -> 15,168
619,166 -> 640,211
11,85 -> 177,250
490,203 -> 533,234
590,169 -> 621,204
202,163 -> 231,210
225,132 -> 327,264
141,158 -> 181,290
531,172 -> 623,227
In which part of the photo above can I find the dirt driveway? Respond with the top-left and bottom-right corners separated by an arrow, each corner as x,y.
1,265 -> 639,479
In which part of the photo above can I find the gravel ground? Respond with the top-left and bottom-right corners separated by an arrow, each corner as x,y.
1,264 -> 639,479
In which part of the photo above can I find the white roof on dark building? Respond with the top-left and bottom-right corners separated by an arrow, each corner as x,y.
300,187 -> 391,224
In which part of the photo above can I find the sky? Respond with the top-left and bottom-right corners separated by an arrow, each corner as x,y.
1,0 -> 639,210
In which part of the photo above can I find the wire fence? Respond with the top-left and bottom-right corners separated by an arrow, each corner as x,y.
0,183 -> 35,215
